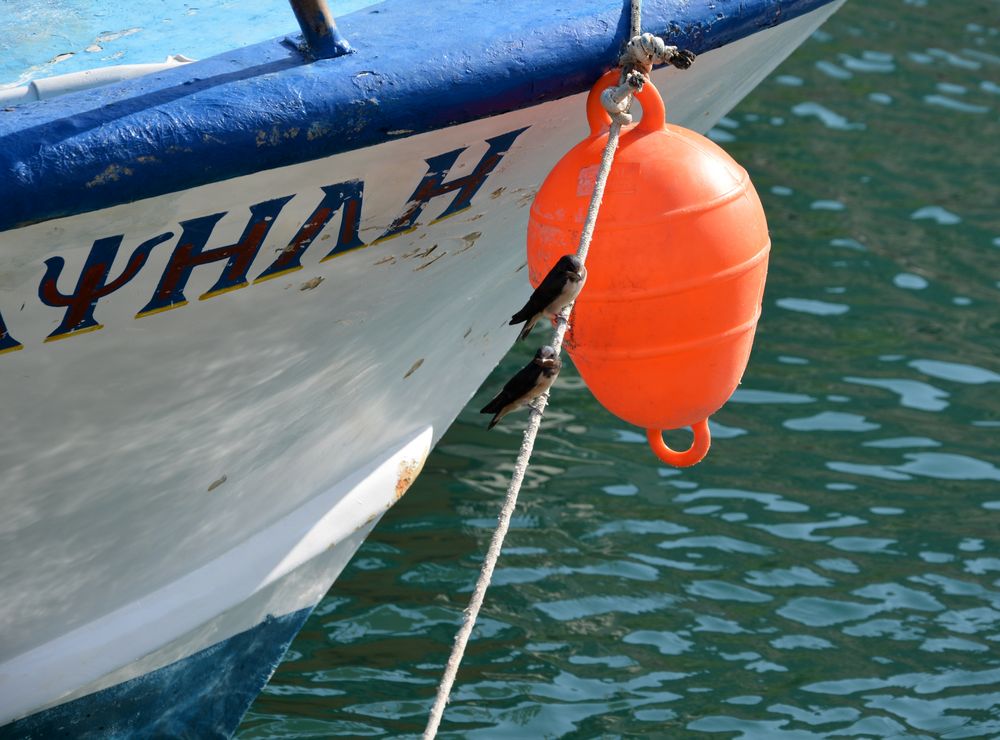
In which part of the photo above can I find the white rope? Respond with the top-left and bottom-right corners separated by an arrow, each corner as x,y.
423,112 -> 631,740
630,0 -> 642,39
423,4 -> 662,736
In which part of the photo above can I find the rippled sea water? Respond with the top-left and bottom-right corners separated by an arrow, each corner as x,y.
240,2 -> 1000,737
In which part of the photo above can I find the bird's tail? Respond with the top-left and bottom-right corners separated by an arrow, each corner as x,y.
516,316 -> 537,341
481,399 -> 506,428
480,398 -> 503,414
509,305 -> 532,325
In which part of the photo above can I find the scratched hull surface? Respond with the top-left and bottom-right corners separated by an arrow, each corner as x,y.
0,0 -> 843,731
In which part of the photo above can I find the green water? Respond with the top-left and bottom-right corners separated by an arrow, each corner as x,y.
240,1 -> 1000,736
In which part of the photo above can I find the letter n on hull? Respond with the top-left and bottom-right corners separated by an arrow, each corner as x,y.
254,180 -> 365,282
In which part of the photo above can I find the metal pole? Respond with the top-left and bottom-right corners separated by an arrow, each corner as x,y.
288,0 -> 352,59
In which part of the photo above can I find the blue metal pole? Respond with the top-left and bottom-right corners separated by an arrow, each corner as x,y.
288,0 -> 352,59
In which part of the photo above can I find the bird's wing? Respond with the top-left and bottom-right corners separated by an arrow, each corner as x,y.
510,266 -> 567,323
480,363 -> 537,413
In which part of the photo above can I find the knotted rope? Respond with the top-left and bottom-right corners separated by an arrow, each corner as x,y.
423,3 -> 692,735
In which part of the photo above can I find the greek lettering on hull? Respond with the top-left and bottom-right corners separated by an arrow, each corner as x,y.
1,126 -> 529,355
38,232 -> 175,341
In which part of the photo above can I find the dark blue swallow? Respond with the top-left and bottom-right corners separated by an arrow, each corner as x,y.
509,255 -> 587,341
481,345 -> 561,429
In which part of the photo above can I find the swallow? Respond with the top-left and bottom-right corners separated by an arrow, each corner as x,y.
481,345 -> 562,429
509,255 -> 587,341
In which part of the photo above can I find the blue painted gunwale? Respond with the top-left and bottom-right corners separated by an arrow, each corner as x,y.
0,0 -> 836,232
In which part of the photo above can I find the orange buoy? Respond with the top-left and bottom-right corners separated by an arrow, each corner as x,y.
527,70 -> 770,467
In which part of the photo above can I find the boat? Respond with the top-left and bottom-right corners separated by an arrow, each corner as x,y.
0,0 -> 846,735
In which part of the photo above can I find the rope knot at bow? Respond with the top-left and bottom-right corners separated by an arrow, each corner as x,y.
623,32 -> 697,76
603,33 -> 698,123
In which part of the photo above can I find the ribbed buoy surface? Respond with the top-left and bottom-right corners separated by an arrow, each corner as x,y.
526,70 -> 770,466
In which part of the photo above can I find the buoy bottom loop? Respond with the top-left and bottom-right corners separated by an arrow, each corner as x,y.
646,419 -> 711,467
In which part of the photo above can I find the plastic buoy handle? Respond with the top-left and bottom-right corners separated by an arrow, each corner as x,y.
646,419 -> 711,468
585,69 -> 667,137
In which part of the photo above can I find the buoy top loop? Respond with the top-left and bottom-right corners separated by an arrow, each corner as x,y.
586,69 -> 666,137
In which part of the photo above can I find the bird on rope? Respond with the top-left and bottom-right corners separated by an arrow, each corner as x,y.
480,345 -> 561,429
508,254 -> 587,341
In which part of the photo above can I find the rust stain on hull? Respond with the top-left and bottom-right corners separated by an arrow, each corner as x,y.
395,456 -> 426,501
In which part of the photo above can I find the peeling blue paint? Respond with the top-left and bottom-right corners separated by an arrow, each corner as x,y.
0,607 -> 313,739
0,0 -> 837,231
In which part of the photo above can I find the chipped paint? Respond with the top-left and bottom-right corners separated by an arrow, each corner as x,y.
403,358 -> 423,379
255,127 -> 300,147
401,245 -> 437,259
305,122 -> 331,141
455,231 -> 481,254
413,252 -> 445,271
515,188 -> 537,207
298,277 -> 323,291
95,28 -> 140,43
207,475 -> 227,492
85,164 -> 133,188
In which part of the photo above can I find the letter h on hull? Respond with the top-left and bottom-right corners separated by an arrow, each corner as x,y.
375,127 -> 529,242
